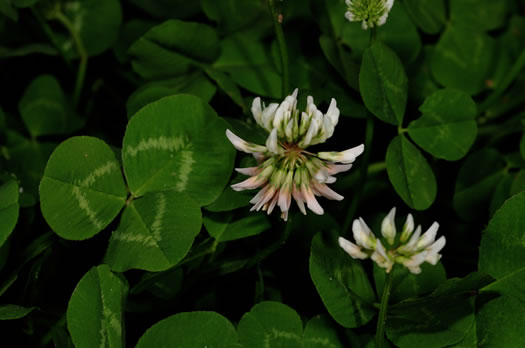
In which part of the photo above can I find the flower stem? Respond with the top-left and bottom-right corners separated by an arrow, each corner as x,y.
369,27 -> 377,46
51,9 -> 88,107
342,114 -> 374,236
268,0 -> 290,97
376,268 -> 394,348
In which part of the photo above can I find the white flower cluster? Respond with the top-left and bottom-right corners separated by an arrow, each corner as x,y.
338,207 -> 446,274
345,0 -> 394,30
226,89 -> 364,220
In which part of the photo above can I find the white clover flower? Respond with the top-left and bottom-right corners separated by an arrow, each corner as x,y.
345,0 -> 394,30
338,207 -> 445,274
226,89 -> 364,221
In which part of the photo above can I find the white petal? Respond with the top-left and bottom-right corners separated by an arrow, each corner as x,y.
325,163 -> 353,175
338,237 -> 368,259
226,129 -> 267,154
424,236 -> 446,265
272,102 -> 287,130
381,207 -> 397,245
313,183 -> 344,201
251,97 -> 263,125
416,222 -> 439,249
352,218 -> 374,249
265,128 -> 283,154
261,103 -> 279,130
400,213 -> 414,243
377,13 -> 388,26
317,144 -> 364,164
371,240 -> 393,272
285,118 -> 294,142
401,225 -> 421,252
345,11 -> 356,22
326,98 -> 339,126
306,95 -> 317,115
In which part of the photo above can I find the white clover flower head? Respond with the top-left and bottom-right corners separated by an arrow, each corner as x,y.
344,0 -> 394,30
338,207 -> 445,274
226,89 -> 364,221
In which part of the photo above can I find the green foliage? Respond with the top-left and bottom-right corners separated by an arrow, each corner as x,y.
404,0 -> 446,34
359,40 -> 408,125
408,88 -> 477,161
0,304 -> 35,319
40,136 -> 127,240
18,75 -> 68,137
67,265 -> 127,348
136,311 -> 238,347
0,179 -> 19,247
61,0 -> 123,58
431,24 -> 495,96
130,19 -> 219,80
238,301 -> 303,348
386,135 -> 437,210
2,1 -> 525,346
453,148 -> 506,221
105,191 -> 202,272
309,232 -> 376,328
122,95 -> 234,204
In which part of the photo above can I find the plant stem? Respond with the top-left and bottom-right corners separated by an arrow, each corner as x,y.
52,9 -> 88,107
341,114 -> 374,236
376,268 -> 394,348
268,0 -> 289,97
369,27 -> 377,46
30,7 -> 72,70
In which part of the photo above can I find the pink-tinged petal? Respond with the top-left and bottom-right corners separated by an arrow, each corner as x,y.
226,129 -> 267,154
252,152 -> 266,164
281,210 -> 289,221
292,185 -> 307,215
251,186 -> 277,211
338,237 -> 368,259
235,167 -> 260,176
277,188 -> 292,214
231,176 -> 265,191
325,163 -> 353,175
313,183 -> 344,201
317,144 -> 364,164
301,185 -> 324,215
266,194 -> 279,214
